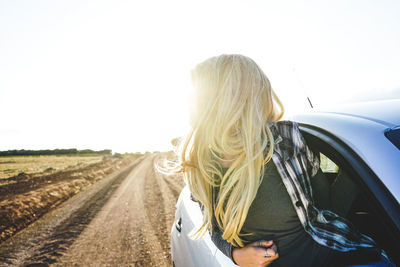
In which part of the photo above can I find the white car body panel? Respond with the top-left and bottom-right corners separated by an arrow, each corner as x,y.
171,186 -> 220,267
214,248 -> 238,267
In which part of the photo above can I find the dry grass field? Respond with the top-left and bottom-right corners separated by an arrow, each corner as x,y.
0,155 -> 103,179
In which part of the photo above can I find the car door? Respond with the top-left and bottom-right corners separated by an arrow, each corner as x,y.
214,247 -> 238,267
171,186 -> 219,267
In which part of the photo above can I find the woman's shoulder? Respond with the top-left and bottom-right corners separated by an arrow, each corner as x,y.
269,120 -> 301,139
269,120 -> 305,157
270,119 -> 299,128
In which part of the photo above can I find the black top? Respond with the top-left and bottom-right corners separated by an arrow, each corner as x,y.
213,160 -> 334,266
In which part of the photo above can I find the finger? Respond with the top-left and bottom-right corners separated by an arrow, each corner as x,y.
259,240 -> 274,247
262,247 -> 279,261
263,252 -> 279,266
269,253 -> 279,261
248,240 -> 274,248
259,244 -> 278,257
248,240 -> 267,247
266,251 -> 279,262
265,248 -> 277,257
256,247 -> 278,261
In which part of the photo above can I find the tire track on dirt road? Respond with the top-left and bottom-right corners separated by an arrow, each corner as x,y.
143,165 -> 170,261
149,154 -> 186,265
162,175 -> 182,199
143,156 -> 184,264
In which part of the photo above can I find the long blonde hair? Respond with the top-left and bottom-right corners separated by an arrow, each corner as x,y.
161,54 -> 284,247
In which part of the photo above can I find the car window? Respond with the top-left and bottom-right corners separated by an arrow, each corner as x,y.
319,153 -> 339,173
385,126 -> 400,150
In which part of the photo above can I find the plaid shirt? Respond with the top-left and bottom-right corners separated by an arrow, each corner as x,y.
209,120 -> 386,262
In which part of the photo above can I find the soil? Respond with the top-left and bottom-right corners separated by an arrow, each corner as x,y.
0,152 -> 185,266
0,155 -> 136,243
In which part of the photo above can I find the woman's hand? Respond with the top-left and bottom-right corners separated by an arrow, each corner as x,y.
232,240 -> 279,267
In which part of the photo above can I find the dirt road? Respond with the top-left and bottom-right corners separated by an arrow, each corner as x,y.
0,153 -> 184,266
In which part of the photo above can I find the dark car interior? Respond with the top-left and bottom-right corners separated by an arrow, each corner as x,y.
301,127 -> 400,266
310,166 -> 361,218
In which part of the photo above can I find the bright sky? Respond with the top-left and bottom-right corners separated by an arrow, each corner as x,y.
1,0 -> 399,153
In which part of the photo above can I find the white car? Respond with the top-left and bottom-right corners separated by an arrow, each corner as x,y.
171,99 -> 400,266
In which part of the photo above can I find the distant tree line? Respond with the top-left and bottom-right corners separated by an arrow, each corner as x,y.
0,149 -> 112,156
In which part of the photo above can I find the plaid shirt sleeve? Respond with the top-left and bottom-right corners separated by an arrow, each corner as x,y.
291,122 -> 320,178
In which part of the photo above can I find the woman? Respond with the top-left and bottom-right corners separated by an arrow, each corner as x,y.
162,54 -> 393,266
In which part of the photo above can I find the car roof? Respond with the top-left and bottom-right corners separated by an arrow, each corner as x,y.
292,99 -> 400,204
316,99 -> 400,127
